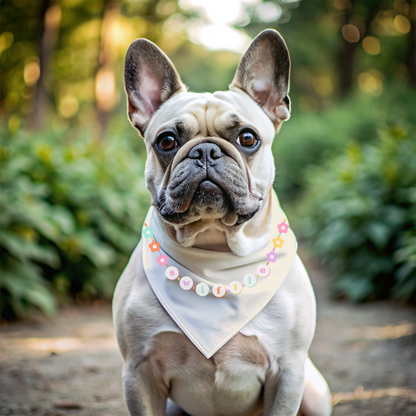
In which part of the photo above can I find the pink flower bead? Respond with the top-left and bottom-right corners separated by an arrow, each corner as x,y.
156,254 -> 168,266
277,221 -> 289,234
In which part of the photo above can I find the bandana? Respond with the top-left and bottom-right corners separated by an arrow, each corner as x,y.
141,190 -> 297,358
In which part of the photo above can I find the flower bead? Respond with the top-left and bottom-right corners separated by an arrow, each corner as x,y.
277,221 -> 289,234
273,236 -> 284,248
156,254 -> 168,266
266,250 -> 278,263
142,226 -> 154,239
149,241 -> 161,252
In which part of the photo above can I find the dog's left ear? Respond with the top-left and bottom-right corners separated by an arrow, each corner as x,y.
230,29 -> 291,127
124,39 -> 187,136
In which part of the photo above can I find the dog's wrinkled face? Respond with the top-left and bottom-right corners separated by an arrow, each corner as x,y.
124,29 -> 291,254
146,91 -> 275,228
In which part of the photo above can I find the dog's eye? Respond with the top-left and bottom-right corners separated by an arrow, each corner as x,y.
237,132 -> 257,148
157,134 -> 177,152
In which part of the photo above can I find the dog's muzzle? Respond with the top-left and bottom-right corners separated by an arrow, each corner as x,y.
157,137 -> 262,226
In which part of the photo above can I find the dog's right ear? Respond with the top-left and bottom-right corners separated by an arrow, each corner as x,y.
124,39 -> 186,136
230,29 -> 291,128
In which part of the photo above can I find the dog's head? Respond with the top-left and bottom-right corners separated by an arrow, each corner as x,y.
124,29 -> 290,255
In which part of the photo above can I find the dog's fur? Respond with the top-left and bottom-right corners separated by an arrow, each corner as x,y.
113,29 -> 332,416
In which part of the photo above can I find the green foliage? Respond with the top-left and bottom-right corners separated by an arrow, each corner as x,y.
296,124 -> 416,302
0,128 -> 149,319
274,86 -> 415,202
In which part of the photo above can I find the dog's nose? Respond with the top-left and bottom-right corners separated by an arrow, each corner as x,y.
188,143 -> 222,168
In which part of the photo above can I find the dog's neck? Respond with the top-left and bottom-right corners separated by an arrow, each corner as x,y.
191,227 -> 231,252
162,190 -> 273,256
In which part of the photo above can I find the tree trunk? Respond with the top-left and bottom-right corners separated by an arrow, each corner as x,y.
95,0 -> 119,138
338,2 -> 382,95
339,40 -> 358,94
33,0 -> 61,130
408,18 -> 415,86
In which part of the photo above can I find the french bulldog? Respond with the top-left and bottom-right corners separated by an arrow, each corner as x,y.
113,29 -> 332,416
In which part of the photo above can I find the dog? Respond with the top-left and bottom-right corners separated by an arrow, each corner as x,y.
113,29 -> 332,416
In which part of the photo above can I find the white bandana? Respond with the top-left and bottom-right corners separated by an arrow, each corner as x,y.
141,191 -> 297,358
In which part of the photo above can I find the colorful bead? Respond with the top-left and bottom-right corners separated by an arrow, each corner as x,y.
272,236 -> 284,248
156,254 -> 168,266
180,276 -> 194,291
142,226 -> 154,238
149,241 -> 161,252
196,283 -> 209,297
266,250 -> 278,263
243,274 -> 257,287
257,264 -> 270,278
212,284 -> 226,298
165,266 -> 179,280
277,221 -> 288,234
229,281 -> 243,295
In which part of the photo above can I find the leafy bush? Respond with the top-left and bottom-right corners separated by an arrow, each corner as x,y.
0,128 -> 149,319
274,87 -> 414,202
296,125 -> 415,302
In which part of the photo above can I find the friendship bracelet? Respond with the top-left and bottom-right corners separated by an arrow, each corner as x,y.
142,220 -> 289,298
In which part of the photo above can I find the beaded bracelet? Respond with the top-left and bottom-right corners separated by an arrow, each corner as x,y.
142,220 -> 289,298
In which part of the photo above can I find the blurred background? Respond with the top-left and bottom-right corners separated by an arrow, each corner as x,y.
0,0 -> 415,321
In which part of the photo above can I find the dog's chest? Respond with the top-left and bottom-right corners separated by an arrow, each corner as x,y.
146,331 -> 270,416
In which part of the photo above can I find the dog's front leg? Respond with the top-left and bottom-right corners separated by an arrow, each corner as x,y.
263,355 -> 305,416
122,360 -> 168,416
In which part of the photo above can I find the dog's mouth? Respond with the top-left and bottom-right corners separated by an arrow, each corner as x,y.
157,176 -> 261,227
186,179 -> 226,210
198,180 -> 222,194
156,139 -> 263,227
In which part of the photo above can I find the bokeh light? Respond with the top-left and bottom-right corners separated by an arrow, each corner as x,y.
357,69 -> 384,95
180,0 -> 260,52
187,22 -> 251,52
59,95 -> 79,118
96,67 -> 117,111
23,60 -> 40,86
394,15 -> 411,33
257,2 -> 283,22
334,0 -> 351,10
362,36 -> 381,55
0,32 -> 14,54
342,24 -> 360,42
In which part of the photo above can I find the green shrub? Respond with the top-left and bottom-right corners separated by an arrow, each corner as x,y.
0,128 -> 149,319
296,125 -> 415,302
274,87 -> 414,203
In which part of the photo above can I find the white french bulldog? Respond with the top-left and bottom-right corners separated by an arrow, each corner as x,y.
113,29 -> 332,416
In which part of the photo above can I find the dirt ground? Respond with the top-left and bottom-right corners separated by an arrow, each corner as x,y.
1,251 -> 415,416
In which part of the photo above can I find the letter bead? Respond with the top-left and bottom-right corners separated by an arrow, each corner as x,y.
243,274 -> 257,287
196,283 -> 209,297
180,276 -> 194,291
212,284 -> 226,298
257,264 -> 270,278
165,266 -> 179,280
229,281 -> 243,294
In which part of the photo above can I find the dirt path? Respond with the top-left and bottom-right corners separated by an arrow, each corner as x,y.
1,252 -> 415,416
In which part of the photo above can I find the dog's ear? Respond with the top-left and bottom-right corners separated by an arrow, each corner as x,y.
124,39 -> 186,136
230,29 -> 291,127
